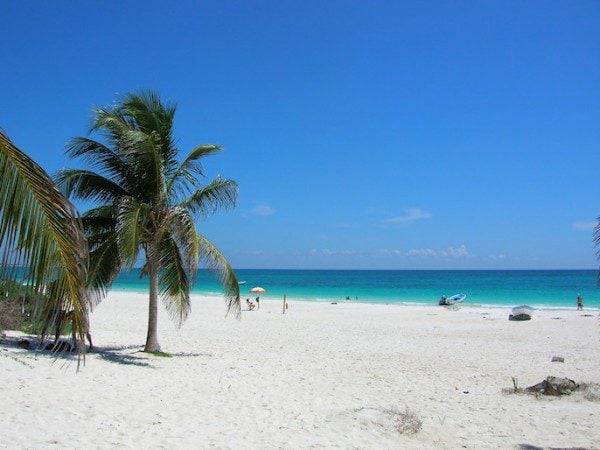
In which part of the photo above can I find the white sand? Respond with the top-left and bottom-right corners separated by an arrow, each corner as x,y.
1,292 -> 599,449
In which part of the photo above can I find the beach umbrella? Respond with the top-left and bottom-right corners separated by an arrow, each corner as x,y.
250,287 -> 266,294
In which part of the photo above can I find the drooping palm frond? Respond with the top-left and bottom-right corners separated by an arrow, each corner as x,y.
196,233 -> 240,319
0,131 -> 88,353
82,206 -> 120,304
163,206 -> 199,275
158,231 -> 191,327
181,177 -> 238,218
116,198 -> 149,269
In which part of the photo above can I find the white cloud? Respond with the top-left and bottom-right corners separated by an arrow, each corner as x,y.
406,245 -> 469,258
406,248 -> 437,257
386,208 -> 432,224
377,248 -> 404,256
247,203 -> 275,216
310,248 -> 357,256
572,221 -> 596,231
379,245 -> 469,259
440,245 -> 469,258
488,253 -> 507,260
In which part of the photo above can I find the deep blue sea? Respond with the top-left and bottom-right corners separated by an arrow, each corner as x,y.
111,269 -> 600,310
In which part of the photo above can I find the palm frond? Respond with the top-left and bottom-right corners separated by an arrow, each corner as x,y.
180,177 -> 238,218
91,106 -> 138,141
196,233 -> 240,318
167,145 -> 223,195
81,205 -> 117,235
121,129 -> 166,202
119,90 -> 177,166
158,232 -> 190,327
0,131 -> 89,354
87,232 -> 120,305
116,198 -> 148,269
162,206 -> 199,276
65,137 -> 132,186
56,169 -> 130,203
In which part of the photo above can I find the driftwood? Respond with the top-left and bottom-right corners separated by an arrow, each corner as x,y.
527,376 -> 578,396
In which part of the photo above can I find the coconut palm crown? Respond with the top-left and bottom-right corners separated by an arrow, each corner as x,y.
57,90 -> 240,352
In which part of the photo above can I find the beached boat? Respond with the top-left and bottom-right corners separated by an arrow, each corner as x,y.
439,293 -> 467,305
510,305 -> 534,321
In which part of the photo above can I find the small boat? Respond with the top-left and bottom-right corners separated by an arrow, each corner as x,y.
510,305 -> 534,321
238,281 -> 247,285
439,293 -> 467,305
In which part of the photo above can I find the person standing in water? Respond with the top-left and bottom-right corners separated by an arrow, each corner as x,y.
576,294 -> 583,311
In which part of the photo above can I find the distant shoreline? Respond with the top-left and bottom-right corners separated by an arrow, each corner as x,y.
108,287 -> 600,311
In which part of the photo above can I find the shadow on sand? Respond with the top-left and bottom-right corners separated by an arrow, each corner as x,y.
1,336 -> 212,368
517,445 -> 590,450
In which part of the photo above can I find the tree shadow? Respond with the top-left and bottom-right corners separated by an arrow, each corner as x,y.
91,344 -> 155,367
517,445 -> 590,450
1,336 -> 209,368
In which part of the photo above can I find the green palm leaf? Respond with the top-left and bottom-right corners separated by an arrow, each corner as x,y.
197,233 -> 240,319
181,177 -> 238,218
116,198 -> 149,269
158,232 -> 190,327
0,131 -> 89,354
167,145 -> 223,195
56,168 -> 130,203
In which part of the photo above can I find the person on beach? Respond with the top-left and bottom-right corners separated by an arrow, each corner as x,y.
577,294 -> 583,311
246,299 -> 255,311
255,296 -> 260,310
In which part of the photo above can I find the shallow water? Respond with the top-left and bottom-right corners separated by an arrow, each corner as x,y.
111,269 -> 600,309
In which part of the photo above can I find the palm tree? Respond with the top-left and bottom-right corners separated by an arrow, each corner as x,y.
57,90 -> 240,353
0,131 -> 89,354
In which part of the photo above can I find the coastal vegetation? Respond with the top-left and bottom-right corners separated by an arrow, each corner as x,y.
57,90 -> 240,352
0,131 -> 89,350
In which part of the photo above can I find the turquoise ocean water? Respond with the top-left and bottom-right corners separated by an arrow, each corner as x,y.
111,269 -> 600,310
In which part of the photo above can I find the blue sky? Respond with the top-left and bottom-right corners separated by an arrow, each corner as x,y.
1,1 -> 598,269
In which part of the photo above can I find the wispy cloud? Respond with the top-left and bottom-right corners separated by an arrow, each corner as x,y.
572,221 -> 596,231
488,253 -> 507,260
441,245 -> 469,258
405,248 -> 437,257
310,248 -> 357,256
386,208 -> 432,224
379,245 -> 469,258
377,249 -> 404,256
247,203 -> 275,216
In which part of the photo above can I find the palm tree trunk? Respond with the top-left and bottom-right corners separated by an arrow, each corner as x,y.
144,250 -> 161,353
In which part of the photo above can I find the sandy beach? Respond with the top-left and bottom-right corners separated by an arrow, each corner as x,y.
1,292 -> 599,449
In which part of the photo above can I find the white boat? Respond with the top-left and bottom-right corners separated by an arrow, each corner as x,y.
510,305 -> 534,320
439,293 -> 467,305
238,281 -> 247,285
